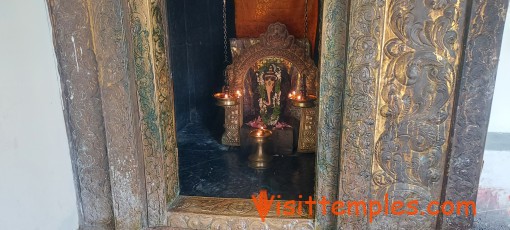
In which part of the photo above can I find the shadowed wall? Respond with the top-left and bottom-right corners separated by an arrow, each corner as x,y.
167,0 -> 235,133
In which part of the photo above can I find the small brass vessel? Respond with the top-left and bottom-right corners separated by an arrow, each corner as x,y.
214,92 -> 239,106
248,129 -> 273,169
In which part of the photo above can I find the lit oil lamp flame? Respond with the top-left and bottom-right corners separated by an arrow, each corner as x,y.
297,95 -> 302,100
236,90 -> 242,98
288,91 -> 297,99
256,127 -> 265,137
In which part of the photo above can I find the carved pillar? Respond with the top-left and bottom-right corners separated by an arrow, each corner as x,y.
48,0 -> 179,228
315,0 -> 348,228
127,0 -> 179,226
222,105 -> 241,146
158,0 -> 180,222
439,0 -> 508,229
46,0 -> 114,229
369,0 -> 469,228
338,0 -> 507,228
88,0 -> 148,228
298,107 -> 318,153
338,0 -> 385,228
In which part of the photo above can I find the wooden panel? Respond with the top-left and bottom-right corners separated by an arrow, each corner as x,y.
440,0 -> 508,229
46,0 -> 115,228
314,0 -> 349,227
339,0 -> 386,228
88,0 -> 148,228
127,0 -> 179,226
336,0 -> 497,228
370,0 -> 468,228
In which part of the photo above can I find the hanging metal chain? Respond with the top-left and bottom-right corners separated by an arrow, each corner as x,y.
223,0 -> 229,63
304,0 -> 309,39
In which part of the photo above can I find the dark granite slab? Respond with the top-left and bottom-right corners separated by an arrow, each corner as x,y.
178,123 -> 315,200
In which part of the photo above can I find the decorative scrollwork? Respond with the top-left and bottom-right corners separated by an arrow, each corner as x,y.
167,196 -> 313,229
371,0 -> 464,228
339,0 -> 385,228
441,0 -> 508,228
298,108 -> 318,153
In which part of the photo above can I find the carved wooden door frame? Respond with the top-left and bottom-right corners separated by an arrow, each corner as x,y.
47,0 -> 507,229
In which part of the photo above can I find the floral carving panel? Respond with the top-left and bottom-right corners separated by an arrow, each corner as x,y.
167,196 -> 314,230
441,0 -> 508,229
339,0 -> 385,228
128,0 -> 179,226
370,0 -> 466,228
315,0 -> 349,228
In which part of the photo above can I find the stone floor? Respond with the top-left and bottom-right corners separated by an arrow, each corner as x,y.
177,123 -> 315,200
177,123 -> 509,228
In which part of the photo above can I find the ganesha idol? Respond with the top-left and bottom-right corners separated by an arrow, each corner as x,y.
219,22 -> 318,153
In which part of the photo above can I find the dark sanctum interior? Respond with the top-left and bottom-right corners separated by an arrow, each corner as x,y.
166,0 -> 321,199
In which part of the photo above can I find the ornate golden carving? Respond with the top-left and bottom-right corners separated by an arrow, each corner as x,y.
339,0 -> 385,228
222,104 -> 242,146
298,108 -> 317,153
370,0 -> 465,228
314,0 -> 349,227
441,0 -> 508,228
167,196 -> 314,229
127,0 -> 179,226
229,23 -> 318,93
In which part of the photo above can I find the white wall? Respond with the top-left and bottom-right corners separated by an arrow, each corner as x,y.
488,11 -> 510,133
0,1 -> 79,230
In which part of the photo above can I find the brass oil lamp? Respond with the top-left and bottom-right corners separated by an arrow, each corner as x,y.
288,73 -> 316,108
248,127 -> 273,169
214,71 -> 242,106
213,89 -> 241,106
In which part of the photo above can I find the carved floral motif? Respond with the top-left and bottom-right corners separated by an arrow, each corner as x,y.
314,0 -> 349,228
166,196 -> 313,230
128,0 -> 179,226
441,0 -> 508,228
371,0 -> 464,228
339,0 -> 385,228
